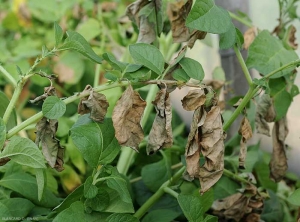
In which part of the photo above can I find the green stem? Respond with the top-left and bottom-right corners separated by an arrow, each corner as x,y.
93,64 -> 101,87
223,85 -> 259,131
229,11 -> 253,28
117,85 -> 158,175
0,65 -> 17,87
263,59 -> 300,79
223,169 -> 250,184
233,45 -> 252,85
163,186 -> 179,198
134,166 -> 185,219
6,81 -> 129,139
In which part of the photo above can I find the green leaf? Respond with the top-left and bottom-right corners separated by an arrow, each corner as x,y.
105,72 -> 119,82
235,28 -> 244,48
261,190 -> 283,221
273,90 -> 292,120
84,176 -> 98,199
42,96 -> 66,119
59,30 -> 103,64
77,18 -> 101,42
172,69 -> 190,82
129,43 -> 164,74
54,22 -> 64,46
106,213 -> 139,222
178,194 -> 205,221
186,0 -> 231,34
128,67 -> 151,81
142,209 -> 181,222
287,188 -> 300,206
35,168 -> 46,201
246,30 -> 298,78
1,198 -> 34,218
141,155 -> 171,192
219,23 -> 236,49
179,58 -> 204,81
213,176 -> 240,200
103,53 -> 128,72
106,175 -> 132,204
70,115 -> 102,168
85,189 -> 110,212
269,77 -> 286,97
0,117 -> 6,148
103,187 -> 134,213
0,91 -> 17,130
203,215 -> 218,222
0,201 -> 12,217
0,136 -> 46,168
53,184 -> 83,214
255,161 -> 277,192
65,139 -> 86,174
0,172 -> 59,207
98,118 -> 121,164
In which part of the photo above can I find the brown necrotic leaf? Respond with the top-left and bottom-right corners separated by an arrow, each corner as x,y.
35,117 -> 64,171
238,117 -> 253,170
199,106 -> 224,194
181,89 -> 206,111
243,26 -> 258,50
255,94 -> 276,136
78,85 -> 109,123
112,85 -> 146,151
147,88 -> 173,155
167,0 -> 206,48
270,118 -> 288,182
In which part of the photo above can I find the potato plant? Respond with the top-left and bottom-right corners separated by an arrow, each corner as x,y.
0,0 -> 300,221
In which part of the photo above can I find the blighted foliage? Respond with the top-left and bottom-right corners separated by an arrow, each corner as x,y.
238,117 -> 253,169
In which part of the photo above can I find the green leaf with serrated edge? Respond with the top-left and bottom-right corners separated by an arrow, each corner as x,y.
213,176 -> 240,200
53,184 -> 83,214
85,189 -> 110,212
129,43 -> 164,74
59,31 -> 102,64
172,68 -> 190,82
287,189 -> 300,206
35,168 -> 46,201
54,22 -> 64,47
98,118 -> 121,164
0,172 -> 59,207
141,154 -> 171,192
106,213 -> 139,222
103,53 -> 128,72
274,90 -> 292,120
1,198 -> 34,218
0,136 -> 46,168
179,57 -> 204,81
186,0 -> 231,34
42,96 -> 66,119
142,209 -> 181,222
178,194 -> 205,221
84,176 -> 98,199
219,22 -> 236,49
0,91 -> 17,130
0,117 -> 6,148
246,30 -> 298,78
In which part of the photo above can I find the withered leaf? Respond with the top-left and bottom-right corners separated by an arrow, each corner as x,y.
112,85 -> 146,151
147,88 -> 173,154
126,0 -> 162,44
212,185 -> 264,222
181,89 -> 206,111
270,118 -> 288,182
30,86 -> 57,104
238,117 -> 253,169
167,0 -> 206,48
255,94 -> 276,136
243,26 -> 258,50
284,25 -> 298,50
35,117 -> 64,171
78,85 -> 109,123
199,106 -> 224,194
203,79 -> 225,91
0,157 -> 10,166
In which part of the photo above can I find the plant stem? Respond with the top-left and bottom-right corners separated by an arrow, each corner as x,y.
223,168 -> 250,184
163,186 -> 179,198
263,59 -> 300,79
223,85 -> 259,131
134,166 -> 185,219
0,65 -> 17,87
229,11 -> 253,28
233,45 -> 252,85
6,81 -> 130,139
93,64 -> 101,87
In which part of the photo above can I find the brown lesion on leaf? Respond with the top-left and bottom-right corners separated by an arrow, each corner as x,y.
238,117 -> 253,170
112,85 -> 147,151
243,26 -> 258,50
147,86 -> 173,155
78,85 -> 109,123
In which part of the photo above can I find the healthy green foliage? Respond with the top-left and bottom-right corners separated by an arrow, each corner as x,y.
287,189 -> 300,206
84,189 -> 110,212
106,213 -> 139,222
84,176 -> 98,199
186,0 -> 231,34
42,96 -> 66,119
0,136 -> 46,168
0,117 -> 6,148
54,22 -> 64,47
172,69 -> 190,82
219,23 -> 236,49
179,57 -> 204,81
0,198 -> 35,218
35,168 -> 46,201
